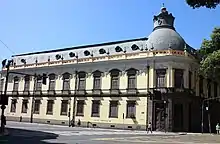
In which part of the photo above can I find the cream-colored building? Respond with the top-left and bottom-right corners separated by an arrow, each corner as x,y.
1,7 -> 220,132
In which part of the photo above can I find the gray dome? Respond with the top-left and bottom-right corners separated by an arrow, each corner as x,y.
146,28 -> 185,50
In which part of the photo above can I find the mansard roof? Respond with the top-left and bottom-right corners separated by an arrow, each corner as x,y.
13,37 -> 148,57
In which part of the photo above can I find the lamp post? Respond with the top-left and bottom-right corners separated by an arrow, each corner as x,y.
164,100 -> 167,133
1,59 -> 13,133
30,74 -> 37,123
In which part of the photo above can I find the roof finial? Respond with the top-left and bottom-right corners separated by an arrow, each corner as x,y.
161,3 -> 167,13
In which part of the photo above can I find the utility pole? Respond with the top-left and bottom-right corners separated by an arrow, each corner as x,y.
1,59 -> 13,133
72,70 -> 78,127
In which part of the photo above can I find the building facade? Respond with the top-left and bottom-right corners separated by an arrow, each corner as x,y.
1,7 -> 220,132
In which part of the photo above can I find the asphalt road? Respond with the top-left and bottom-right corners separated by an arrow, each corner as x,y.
1,121 -> 220,144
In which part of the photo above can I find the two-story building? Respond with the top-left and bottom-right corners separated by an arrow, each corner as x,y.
1,7 -> 220,132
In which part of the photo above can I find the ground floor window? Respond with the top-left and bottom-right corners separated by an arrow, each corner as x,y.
34,100 -> 41,114
46,100 -> 54,115
91,100 -> 100,117
10,99 -> 17,113
76,100 -> 84,116
60,100 -> 68,116
109,101 -> 118,118
21,99 -> 28,113
126,101 -> 136,118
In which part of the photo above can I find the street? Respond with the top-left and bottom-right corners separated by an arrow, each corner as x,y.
1,121 -> 220,144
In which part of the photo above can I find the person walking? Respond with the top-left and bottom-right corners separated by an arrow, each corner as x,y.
216,123 -> 220,135
147,122 -> 152,134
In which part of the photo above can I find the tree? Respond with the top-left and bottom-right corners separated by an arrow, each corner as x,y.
199,27 -> 220,80
186,0 -> 220,9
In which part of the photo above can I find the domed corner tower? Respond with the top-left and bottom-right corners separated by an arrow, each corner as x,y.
146,7 -> 186,51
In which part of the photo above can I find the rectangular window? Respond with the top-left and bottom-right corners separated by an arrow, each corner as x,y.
93,76 -> 101,89
0,79 -> 4,92
46,100 -> 54,115
199,76 -> 204,96
109,101 -> 118,118
111,76 -> 119,89
60,100 -> 68,116
13,78 -> 19,92
214,82 -> 218,97
21,100 -> 28,113
49,79 -> 55,91
10,99 -> 17,113
156,69 -> 166,88
188,71 -> 192,89
34,100 -> 40,114
76,100 -> 84,116
24,76 -> 30,92
36,77 -> 42,91
63,79 -> 70,91
174,69 -> 184,88
78,78 -> 86,90
126,101 -> 136,118
128,75 -> 136,89
91,100 -> 100,117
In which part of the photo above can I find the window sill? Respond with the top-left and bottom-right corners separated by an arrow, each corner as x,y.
60,113 -> 68,116
91,115 -> 100,117
109,116 -> 118,118
46,112 -> 53,115
76,114 -> 84,117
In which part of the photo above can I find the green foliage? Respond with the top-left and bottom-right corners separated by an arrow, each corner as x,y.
200,50 -> 220,79
186,0 -> 220,9
199,27 -> 220,80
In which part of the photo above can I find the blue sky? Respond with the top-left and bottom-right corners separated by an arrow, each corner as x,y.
0,0 -> 219,61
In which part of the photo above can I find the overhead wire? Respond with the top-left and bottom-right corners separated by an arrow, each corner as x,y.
0,39 -> 15,54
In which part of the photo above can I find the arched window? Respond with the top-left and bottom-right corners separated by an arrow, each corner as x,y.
127,68 -> 137,89
48,73 -> 56,91
24,75 -> 30,92
13,76 -> 19,92
78,71 -> 86,90
110,69 -> 121,90
63,72 -> 70,91
93,70 -> 102,90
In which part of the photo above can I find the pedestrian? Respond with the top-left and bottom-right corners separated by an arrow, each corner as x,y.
147,122 -> 152,133
216,123 -> 220,135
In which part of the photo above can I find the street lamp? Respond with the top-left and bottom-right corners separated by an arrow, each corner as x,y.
1,59 -> 13,133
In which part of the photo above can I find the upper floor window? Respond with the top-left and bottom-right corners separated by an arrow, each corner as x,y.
13,76 -> 19,92
214,82 -> 218,97
188,71 -> 192,89
127,68 -> 137,89
24,76 -> 30,92
49,73 -> 56,91
199,76 -> 204,96
63,73 -> 70,91
110,69 -> 120,90
78,71 -> 86,90
36,76 -> 42,91
156,69 -> 166,88
93,70 -> 102,90
0,79 -> 4,92
126,101 -> 136,118
174,69 -> 184,88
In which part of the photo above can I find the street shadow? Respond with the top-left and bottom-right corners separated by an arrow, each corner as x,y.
0,128 -> 65,144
